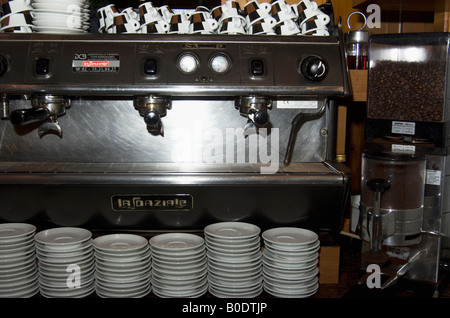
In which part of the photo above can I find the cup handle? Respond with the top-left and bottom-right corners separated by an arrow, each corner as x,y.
261,3 -> 271,13
162,21 -> 169,31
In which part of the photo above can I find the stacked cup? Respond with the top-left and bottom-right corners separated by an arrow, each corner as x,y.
296,0 -> 330,36
271,0 -> 300,36
0,0 -> 33,33
188,6 -> 218,34
98,4 -> 142,34
168,11 -> 190,34
212,0 -> 246,35
138,2 -> 169,34
244,0 -> 276,35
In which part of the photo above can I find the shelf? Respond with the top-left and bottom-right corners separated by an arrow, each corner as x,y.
349,70 -> 368,102
353,0 -> 450,12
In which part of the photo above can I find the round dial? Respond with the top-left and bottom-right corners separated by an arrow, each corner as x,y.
209,53 -> 231,74
177,53 -> 199,74
300,56 -> 328,81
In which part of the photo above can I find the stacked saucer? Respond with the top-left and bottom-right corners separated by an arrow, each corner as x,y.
204,222 -> 263,298
34,227 -> 95,298
93,234 -> 152,298
0,223 -> 39,298
150,233 -> 207,298
262,227 -> 320,298
31,0 -> 91,34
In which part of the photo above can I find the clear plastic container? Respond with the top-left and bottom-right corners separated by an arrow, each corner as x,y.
367,33 -> 449,123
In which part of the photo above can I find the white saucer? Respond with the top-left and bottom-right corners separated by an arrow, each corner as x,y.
93,234 -> 148,253
0,223 -> 36,239
150,233 -> 204,251
34,227 -> 92,246
262,227 -> 318,246
204,222 -> 260,239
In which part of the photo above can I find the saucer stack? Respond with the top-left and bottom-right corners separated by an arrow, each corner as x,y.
93,234 -> 152,298
31,0 -> 91,34
150,233 -> 207,298
204,222 -> 263,298
261,227 -> 320,298
0,223 -> 39,298
34,227 -> 95,298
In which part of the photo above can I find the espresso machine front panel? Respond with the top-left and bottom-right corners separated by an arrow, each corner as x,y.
0,33 -> 350,236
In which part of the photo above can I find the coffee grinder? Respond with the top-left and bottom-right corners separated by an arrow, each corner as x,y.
359,33 -> 450,292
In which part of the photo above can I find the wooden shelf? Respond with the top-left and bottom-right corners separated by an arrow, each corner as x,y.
353,0 -> 450,12
349,70 -> 368,102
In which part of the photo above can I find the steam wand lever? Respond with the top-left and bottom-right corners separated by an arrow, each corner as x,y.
284,98 -> 327,165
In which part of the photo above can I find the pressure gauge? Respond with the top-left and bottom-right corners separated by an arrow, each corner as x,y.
209,53 -> 231,74
177,53 -> 199,74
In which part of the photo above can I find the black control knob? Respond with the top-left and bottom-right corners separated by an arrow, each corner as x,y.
0,55 -> 8,78
300,56 -> 328,81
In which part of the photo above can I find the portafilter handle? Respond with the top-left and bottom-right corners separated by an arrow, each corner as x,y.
10,107 -> 49,126
367,178 -> 391,253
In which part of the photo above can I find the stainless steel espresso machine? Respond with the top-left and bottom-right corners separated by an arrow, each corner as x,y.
0,32 -> 350,237
359,33 -> 450,293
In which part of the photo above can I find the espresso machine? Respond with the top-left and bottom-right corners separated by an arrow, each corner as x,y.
359,33 -> 450,292
0,31 -> 350,236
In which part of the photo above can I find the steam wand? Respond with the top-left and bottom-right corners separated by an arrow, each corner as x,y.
283,98 -> 327,165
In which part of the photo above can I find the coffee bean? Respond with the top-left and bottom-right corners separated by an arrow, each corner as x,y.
368,61 -> 444,122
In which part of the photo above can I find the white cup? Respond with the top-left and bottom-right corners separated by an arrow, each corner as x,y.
97,4 -> 118,32
168,13 -> 189,34
0,11 -> 32,28
138,2 -> 162,25
158,5 -> 173,22
299,13 -> 330,28
300,15 -> 329,34
168,13 -> 190,34
271,0 -> 297,23
296,0 -> 326,24
140,20 -> 169,34
0,0 -> 32,19
244,0 -> 272,25
112,13 -> 140,34
247,16 -> 276,35
218,16 -> 246,34
222,0 -> 243,18
189,11 -> 218,34
121,7 -> 138,21
275,19 -> 300,35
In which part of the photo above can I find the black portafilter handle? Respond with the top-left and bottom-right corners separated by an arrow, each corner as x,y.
143,110 -> 161,127
367,178 -> 391,193
10,107 -> 49,126
252,110 -> 269,127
